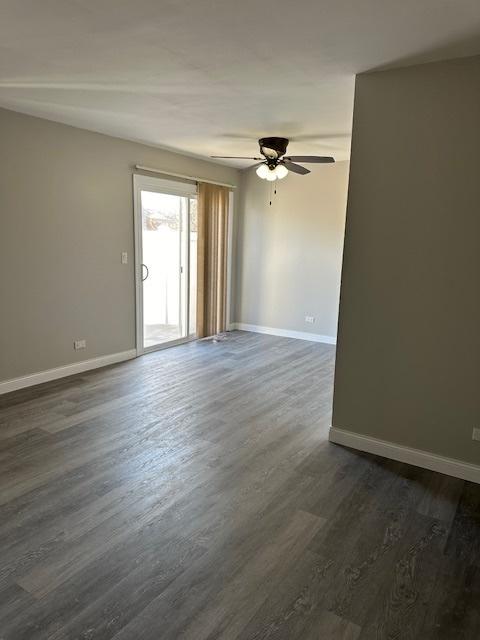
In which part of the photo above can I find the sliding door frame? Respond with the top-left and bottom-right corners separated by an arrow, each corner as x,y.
133,175 -> 234,356
133,174 -> 197,356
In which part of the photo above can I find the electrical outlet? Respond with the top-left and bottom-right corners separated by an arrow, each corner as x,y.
472,428 -> 480,442
74,339 -> 86,350
121,252 -> 128,264
305,315 -> 315,324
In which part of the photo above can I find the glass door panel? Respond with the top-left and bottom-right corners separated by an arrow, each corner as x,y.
188,197 -> 197,337
136,179 -> 197,353
141,190 -> 185,349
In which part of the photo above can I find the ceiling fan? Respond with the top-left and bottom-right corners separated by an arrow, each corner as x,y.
211,137 -> 334,180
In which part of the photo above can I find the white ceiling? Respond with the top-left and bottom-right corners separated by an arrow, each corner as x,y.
1,0 -> 479,166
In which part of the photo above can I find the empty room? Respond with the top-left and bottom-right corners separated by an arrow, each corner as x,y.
1,2 -> 479,638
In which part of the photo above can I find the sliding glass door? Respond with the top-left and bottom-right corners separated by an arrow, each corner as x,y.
134,176 -> 197,353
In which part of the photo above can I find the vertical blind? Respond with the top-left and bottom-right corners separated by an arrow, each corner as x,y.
196,182 -> 230,338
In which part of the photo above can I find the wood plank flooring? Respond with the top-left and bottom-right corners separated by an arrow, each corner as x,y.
0,331 -> 479,639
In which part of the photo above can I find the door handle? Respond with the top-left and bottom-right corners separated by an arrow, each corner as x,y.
141,264 -> 149,281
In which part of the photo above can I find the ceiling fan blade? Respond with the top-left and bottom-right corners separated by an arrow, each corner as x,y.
210,156 -> 263,160
284,156 -> 335,163
283,161 -> 310,175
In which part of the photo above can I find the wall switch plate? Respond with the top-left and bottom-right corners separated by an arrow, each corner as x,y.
472,428 -> 480,442
305,315 -> 315,324
74,339 -> 86,350
121,252 -> 128,264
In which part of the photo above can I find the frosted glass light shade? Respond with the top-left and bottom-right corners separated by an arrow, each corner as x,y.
256,164 -> 269,179
275,164 -> 288,179
265,170 -> 277,181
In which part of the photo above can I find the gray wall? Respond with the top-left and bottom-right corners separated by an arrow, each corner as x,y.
0,108 -> 239,382
333,56 -> 480,464
235,162 -> 349,339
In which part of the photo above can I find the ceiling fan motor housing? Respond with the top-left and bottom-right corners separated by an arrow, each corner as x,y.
259,137 -> 289,160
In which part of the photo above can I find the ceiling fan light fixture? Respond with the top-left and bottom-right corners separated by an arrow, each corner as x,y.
255,163 -> 288,181
256,164 -> 269,179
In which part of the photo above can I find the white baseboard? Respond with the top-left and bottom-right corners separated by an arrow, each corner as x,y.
329,427 -> 480,484
0,349 -> 137,395
232,323 -> 336,345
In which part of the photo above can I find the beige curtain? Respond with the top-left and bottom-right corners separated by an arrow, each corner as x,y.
196,182 -> 230,338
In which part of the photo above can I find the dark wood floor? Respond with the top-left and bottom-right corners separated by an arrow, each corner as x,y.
0,331 -> 479,639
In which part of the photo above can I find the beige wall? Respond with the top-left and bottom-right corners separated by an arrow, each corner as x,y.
235,162 -> 349,339
333,56 -> 480,464
0,108 -> 239,382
